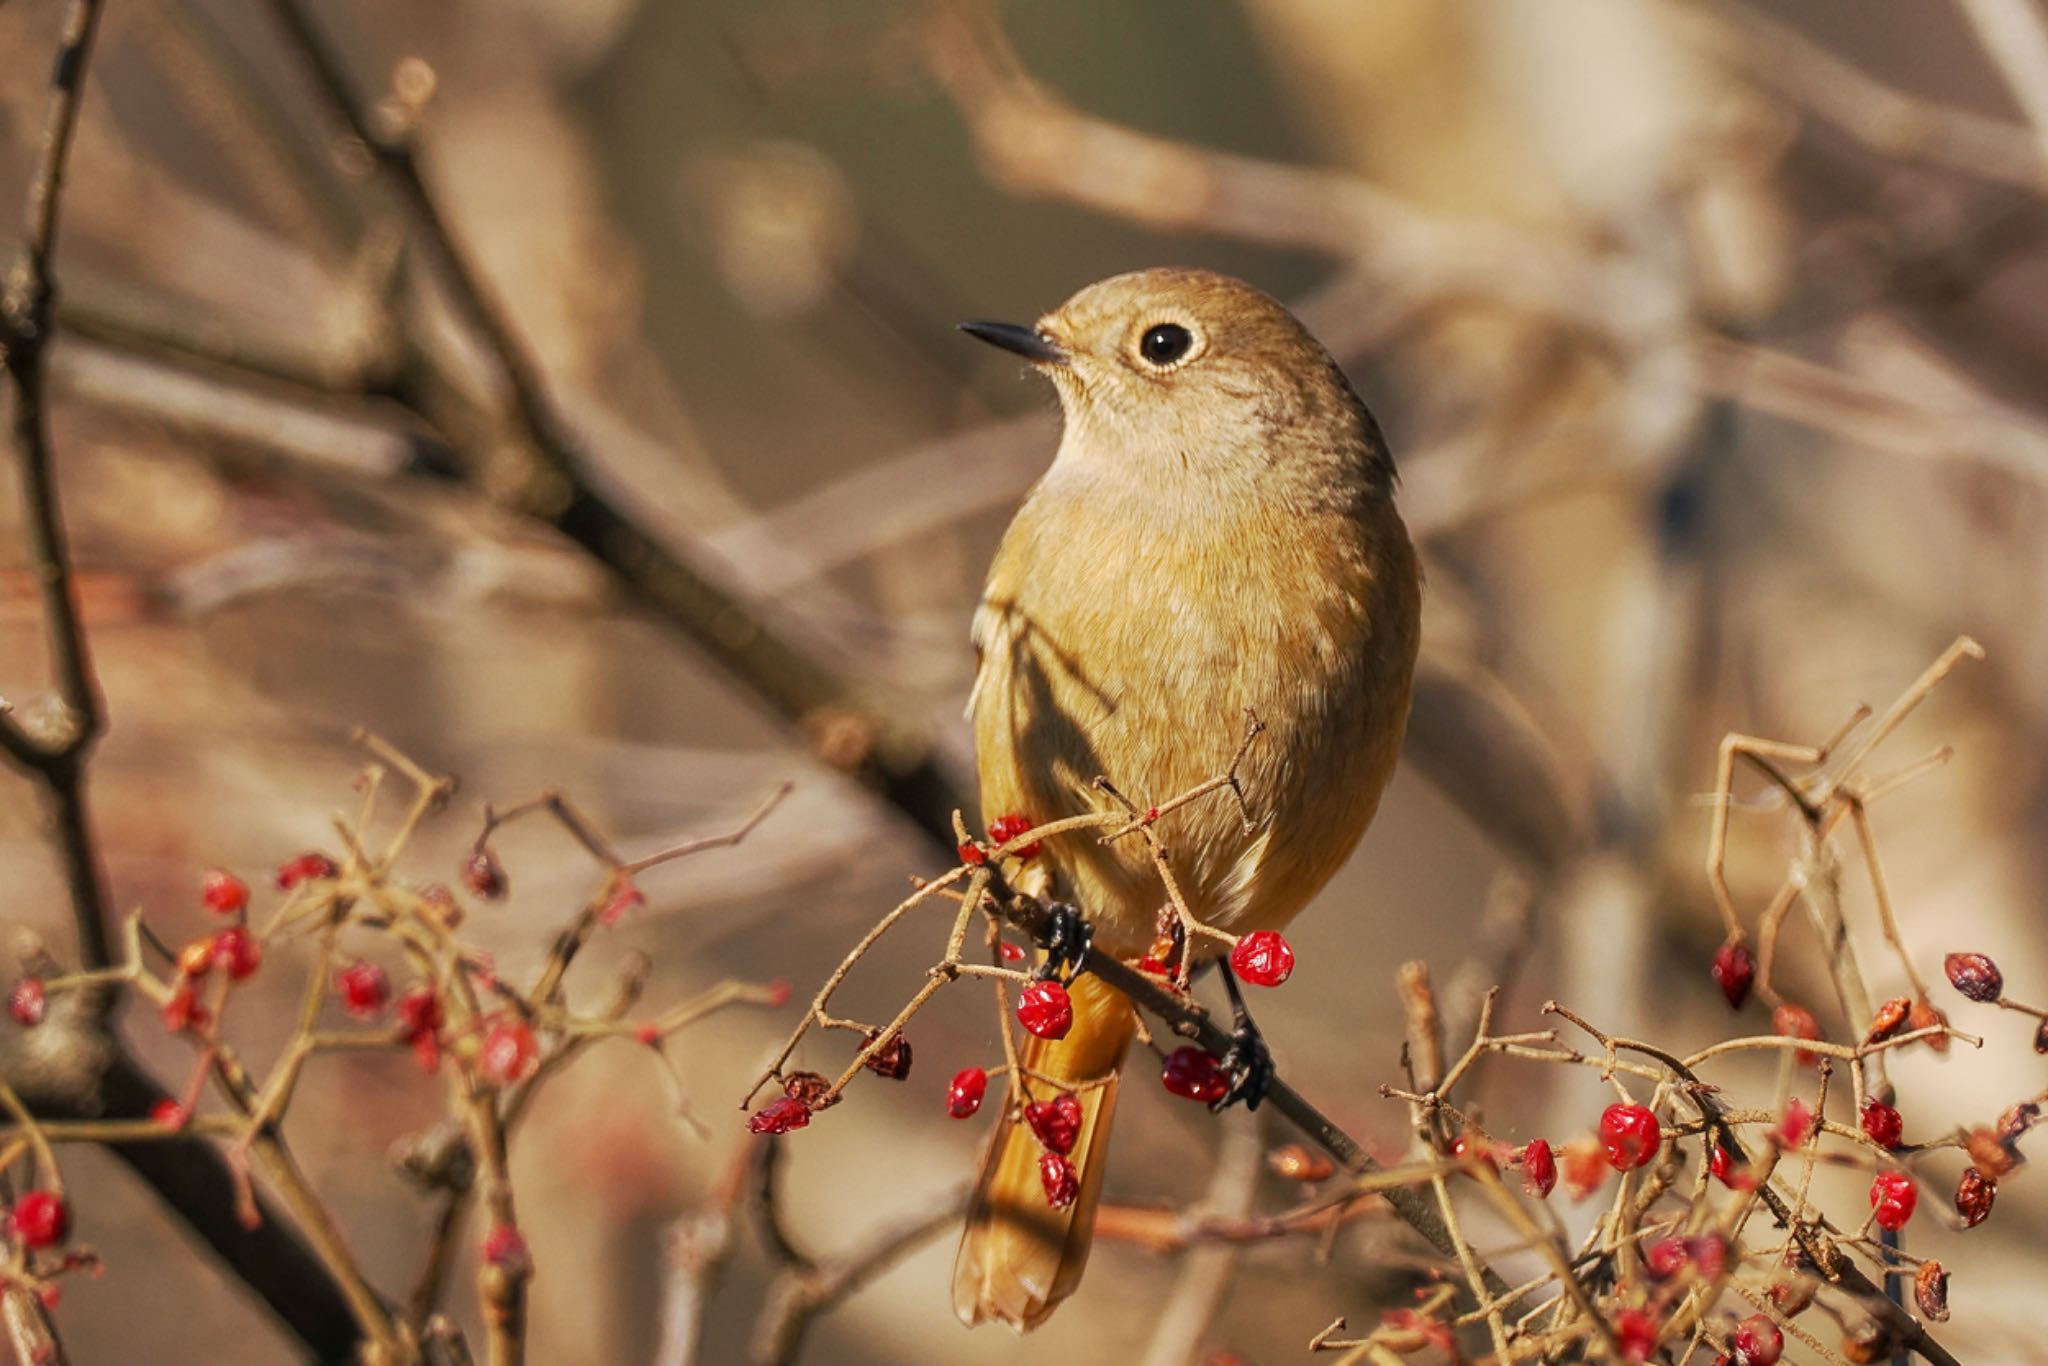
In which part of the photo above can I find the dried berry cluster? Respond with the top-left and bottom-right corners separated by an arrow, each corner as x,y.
2,736 -> 788,1359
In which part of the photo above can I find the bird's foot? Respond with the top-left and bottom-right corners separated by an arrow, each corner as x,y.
1211,961 -> 1272,1111
1213,1015 -> 1273,1112
1034,900 -> 1095,981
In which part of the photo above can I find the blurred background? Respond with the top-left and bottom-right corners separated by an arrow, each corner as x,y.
0,0 -> 2043,1361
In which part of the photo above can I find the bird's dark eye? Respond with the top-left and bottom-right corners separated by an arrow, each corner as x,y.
1138,322 -> 1193,366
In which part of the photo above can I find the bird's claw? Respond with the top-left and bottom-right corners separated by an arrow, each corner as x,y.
1035,900 -> 1094,981
1212,1016 -> 1273,1112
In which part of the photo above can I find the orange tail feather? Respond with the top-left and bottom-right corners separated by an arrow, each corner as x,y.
952,973 -> 1137,1329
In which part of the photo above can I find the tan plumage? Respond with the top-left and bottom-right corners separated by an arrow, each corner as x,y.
953,268 -> 1421,1330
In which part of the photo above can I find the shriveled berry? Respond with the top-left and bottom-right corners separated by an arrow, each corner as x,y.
477,1018 -> 538,1086
213,926 -> 262,981
1914,1259 -> 1950,1322
9,979 -> 45,1028
1999,1099 -> 2041,1143
1017,980 -> 1073,1040
747,1096 -> 810,1134
1944,952 -> 2003,1003
1521,1138 -> 1557,1198
781,1072 -> 837,1110
1772,1003 -> 1822,1065
275,852 -> 337,889
1859,1099 -> 1903,1149
861,1030 -> 913,1081
1963,1125 -> 2020,1180
336,961 -> 390,1019
1598,1103 -> 1661,1170
1769,1269 -> 1815,1318
1864,996 -> 1911,1044
987,813 -> 1042,860
2035,1018 -> 2048,1054
10,1191 -> 68,1249
1645,1235 -> 1689,1280
1712,941 -> 1755,1009
1614,1307 -> 1657,1363
462,848 -> 507,900
1954,1166 -> 1995,1227
1038,1151 -> 1078,1208
1732,1312 -> 1783,1366
1841,1316 -> 1896,1364
1907,997 -> 1950,1053
945,1067 -> 987,1119
150,1099 -> 187,1128
481,1223 -> 531,1274
1024,1093 -> 1083,1155
1869,1170 -> 1917,1231
1229,930 -> 1294,987
1160,1046 -> 1228,1104
201,868 -> 248,915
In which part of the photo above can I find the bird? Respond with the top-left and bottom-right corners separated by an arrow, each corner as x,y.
951,267 -> 1422,1330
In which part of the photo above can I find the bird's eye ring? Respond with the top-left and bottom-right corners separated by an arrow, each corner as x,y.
1138,322 -> 1194,367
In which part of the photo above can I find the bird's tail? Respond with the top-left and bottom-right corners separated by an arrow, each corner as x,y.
952,971 -> 1137,1330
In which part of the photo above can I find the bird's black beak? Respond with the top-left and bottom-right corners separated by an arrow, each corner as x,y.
957,320 -> 1067,366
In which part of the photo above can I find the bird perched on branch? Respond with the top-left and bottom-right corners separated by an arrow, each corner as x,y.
953,267 -> 1421,1329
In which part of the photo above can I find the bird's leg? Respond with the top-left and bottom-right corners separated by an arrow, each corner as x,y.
1034,899 -> 1095,982
1209,960 -> 1273,1112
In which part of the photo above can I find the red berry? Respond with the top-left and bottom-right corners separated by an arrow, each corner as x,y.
477,1017 -> 538,1086
1860,1099 -> 1903,1149
987,813 -> 1042,861
1598,1103 -> 1661,1170
336,961 -> 390,1019
150,1099 -> 188,1128
462,848 -> 507,900
397,986 -> 443,1071
213,926 -> 262,981
9,978 -> 45,1027
1038,1151 -> 1078,1209
1776,1098 -> 1812,1148
945,1067 -> 987,1119
1229,930 -> 1294,987
274,852 -> 337,889
747,1096 -> 811,1135
1614,1307 -> 1657,1363
765,979 -> 793,1008
481,1223 -> 531,1274
161,985 -> 208,1034
1954,1166 -> 1995,1227
10,1191 -> 68,1249
1450,1132 -> 1497,1171
1024,1093 -> 1083,1155
1520,1138 -> 1557,1198
1944,951 -> 2003,1003
1645,1235 -> 1689,1280
1712,941 -> 1756,1009
1732,1313 -> 1783,1366
1772,1003 -> 1823,1065
957,841 -> 985,866
1869,1170 -> 1917,1231
1709,1143 -> 1737,1186
633,1022 -> 660,1047
598,879 -> 645,928
1017,980 -> 1073,1040
999,942 -> 1026,963
1160,1046 -> 1229,1104
201,868 -> 248,915
1560,1137 -> 1609,1199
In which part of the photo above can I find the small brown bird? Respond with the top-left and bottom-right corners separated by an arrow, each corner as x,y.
953,267 -> 1422,1329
